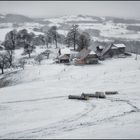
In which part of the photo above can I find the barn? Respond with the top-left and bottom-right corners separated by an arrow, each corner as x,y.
74,48 -> 98,65
100,43 -> 126,59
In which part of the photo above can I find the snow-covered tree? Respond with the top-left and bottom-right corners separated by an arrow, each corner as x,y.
48,26 -> 59,48
18,58 -> 26,69
3,30 -> 17,67
44,31 -> 52,48
4,29 -> 17,50
0,51 -> 9,74
23,43 -> 35,58
66,24 -> 80,50
77,32 -> 91,51
34,54 -> 43,65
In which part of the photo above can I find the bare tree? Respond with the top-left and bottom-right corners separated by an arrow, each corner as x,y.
34,54 -> 43,65
6,49 -> 14,67
44,31 -> 52,48
18,59 -> 25,70
48,26 -> 59,48
0,51 -> 9,74
23,43 -> 35,58
4,30 -> 17,67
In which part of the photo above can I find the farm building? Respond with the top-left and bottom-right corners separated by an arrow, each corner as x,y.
100,43 -> 126,59
74,48 -> 98,65
58,48 -> 71,63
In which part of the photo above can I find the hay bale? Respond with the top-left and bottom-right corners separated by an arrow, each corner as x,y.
105,91 -> 118,95
95,92 -> 106,98
82,92 -> 106,99
68,95 -> 88,100
81,93 -> 96,98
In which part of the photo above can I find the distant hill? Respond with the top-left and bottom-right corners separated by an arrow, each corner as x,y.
0,14 -> 34,23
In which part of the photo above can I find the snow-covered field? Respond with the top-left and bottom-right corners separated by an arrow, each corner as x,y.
0,54 -> 140,138
0,23 -> 44,42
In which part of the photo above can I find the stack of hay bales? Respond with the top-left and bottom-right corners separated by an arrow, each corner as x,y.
68,95 -> 89,100
68,91 -> 118,100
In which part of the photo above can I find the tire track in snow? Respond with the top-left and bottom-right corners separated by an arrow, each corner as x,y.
0,96 -> 67,104
0,100 -> 95,139
106,97 -> 140,112
1,97 -> 140,138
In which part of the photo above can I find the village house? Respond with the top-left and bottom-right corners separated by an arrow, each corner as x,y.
74,48 -> 98,65
58,47 -> 71,63
98,43 -> 126,59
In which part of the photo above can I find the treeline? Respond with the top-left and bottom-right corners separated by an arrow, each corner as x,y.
2,24 -> 91,51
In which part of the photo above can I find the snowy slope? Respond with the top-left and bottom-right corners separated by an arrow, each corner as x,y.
0,22 -> 44,42
0,55 -> 140,138
1,15 -> 140,42
46,15 -> 140,41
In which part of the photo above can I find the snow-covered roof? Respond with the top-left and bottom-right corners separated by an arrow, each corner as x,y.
59,54 -> 70,60
89,50 -> 96,55
112,44 -> 126,48
61,48 -> 71,55
98,46 -> 104,49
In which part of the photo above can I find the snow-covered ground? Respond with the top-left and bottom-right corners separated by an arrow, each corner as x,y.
78,22 -> 140,40
0,54 -> 140,138
0,22 -> 44,42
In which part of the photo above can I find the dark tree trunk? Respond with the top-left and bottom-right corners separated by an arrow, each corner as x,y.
46,42 -> 48,48
29,53 -> 31,58
9,58 -> 12,67
1,68 -> 4,74
55,39 -> 57,49
74,33 -> 76,50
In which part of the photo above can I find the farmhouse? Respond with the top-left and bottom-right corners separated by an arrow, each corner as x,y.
74,48 -> 98,65
100,43 -> 126,59
58,47 -> 71,63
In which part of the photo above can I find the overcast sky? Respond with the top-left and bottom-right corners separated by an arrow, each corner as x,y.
0,1 -> 140,19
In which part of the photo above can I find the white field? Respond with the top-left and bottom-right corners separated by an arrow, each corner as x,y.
78,23 -> 140,40
46,15 -> 140,40
0,54 -> 140,138
0,23 -> 44,42
1,16 -> 140,42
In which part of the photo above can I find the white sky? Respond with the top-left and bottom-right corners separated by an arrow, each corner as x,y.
0,1 -> 140,19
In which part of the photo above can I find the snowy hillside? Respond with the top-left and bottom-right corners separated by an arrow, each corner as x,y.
46,15 -> 140,41
0,55 -> 140,138
0,13 -> 140,138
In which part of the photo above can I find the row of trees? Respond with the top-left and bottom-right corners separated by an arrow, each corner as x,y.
3,24 -> 91,52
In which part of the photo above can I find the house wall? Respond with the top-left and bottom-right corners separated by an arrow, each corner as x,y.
75,59 -> 85,65
85,58 -> 98,64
